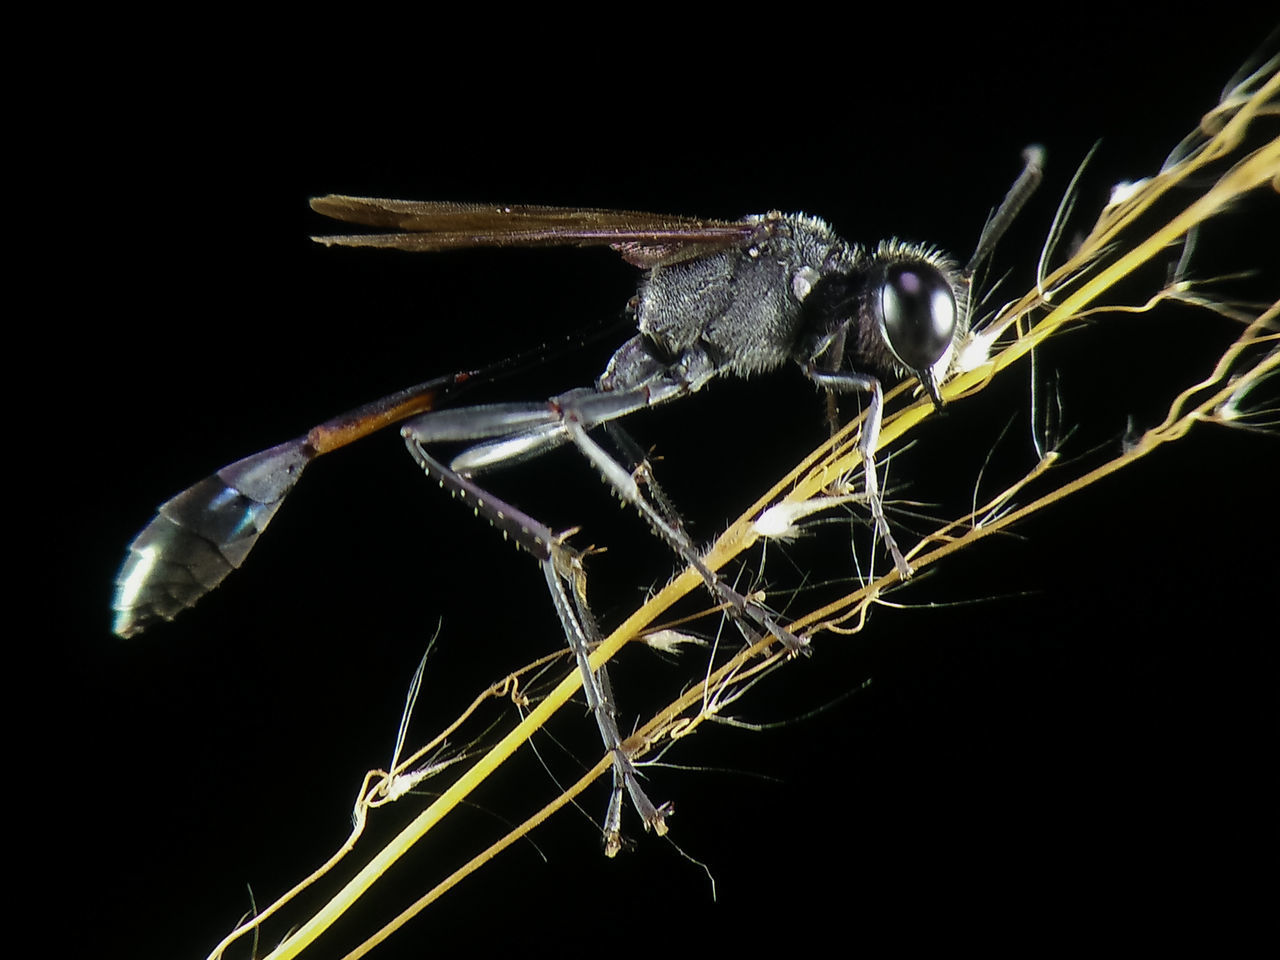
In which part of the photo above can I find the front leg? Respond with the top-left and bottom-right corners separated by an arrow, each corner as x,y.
803,366 -> 913,579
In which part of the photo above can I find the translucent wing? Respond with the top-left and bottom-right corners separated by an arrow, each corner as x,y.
310,196 -> 763,268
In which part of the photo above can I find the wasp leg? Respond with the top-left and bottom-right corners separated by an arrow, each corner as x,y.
403,437 -> 667,853
558,412 -> 806,655
405,384 -> 808,655
802,367 -> 913,579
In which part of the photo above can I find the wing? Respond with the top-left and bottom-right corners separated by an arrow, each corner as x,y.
310,196 -> 763,268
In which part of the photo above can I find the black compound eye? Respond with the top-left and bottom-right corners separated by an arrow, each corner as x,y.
876,263 -> 957,372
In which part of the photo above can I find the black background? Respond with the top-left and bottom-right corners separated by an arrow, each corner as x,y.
50,15 -> 1276,958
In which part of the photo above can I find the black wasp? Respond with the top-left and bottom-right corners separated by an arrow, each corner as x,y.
114,149 -> 1041,852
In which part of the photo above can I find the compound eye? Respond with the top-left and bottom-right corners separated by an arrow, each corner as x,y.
877,263 -> 957,372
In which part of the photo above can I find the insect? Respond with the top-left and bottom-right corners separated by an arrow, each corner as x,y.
113,149 -> 1042,851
